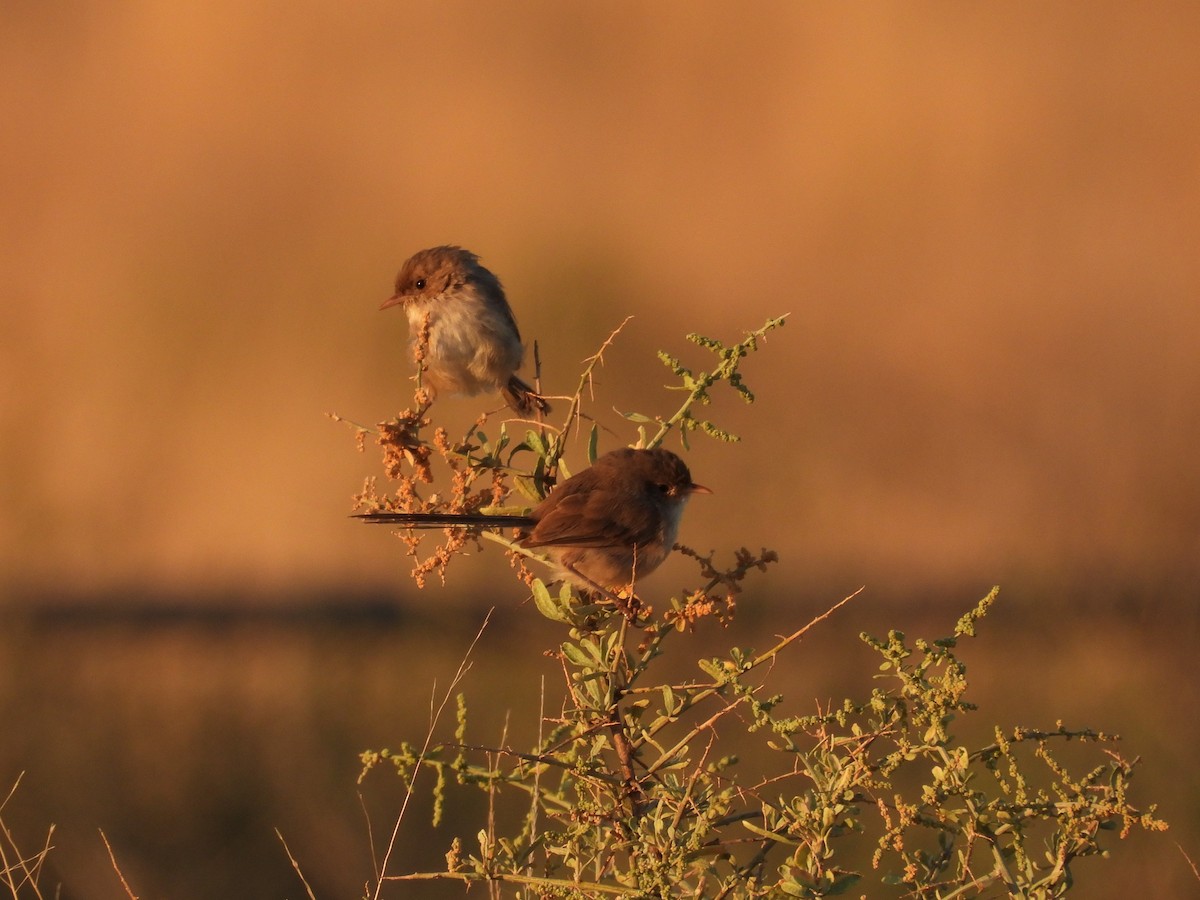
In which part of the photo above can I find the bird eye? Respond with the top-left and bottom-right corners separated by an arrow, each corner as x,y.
654,483 -> 671,494
414,278 -> 426,290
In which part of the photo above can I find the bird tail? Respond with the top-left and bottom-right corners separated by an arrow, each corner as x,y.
503,375 -> 551,415
354,511 -> 535,529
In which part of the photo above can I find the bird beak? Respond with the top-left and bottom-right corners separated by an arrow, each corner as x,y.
379,294 -> 405,311
688,483 -> 713,495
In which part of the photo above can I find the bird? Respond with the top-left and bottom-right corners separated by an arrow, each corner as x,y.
356,447 -> 710,592
380,246 -> 549,415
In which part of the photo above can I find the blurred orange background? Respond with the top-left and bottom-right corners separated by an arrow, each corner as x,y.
1,4 -> 1198,898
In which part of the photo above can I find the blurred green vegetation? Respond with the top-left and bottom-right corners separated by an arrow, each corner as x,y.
1,593 -> 1196,898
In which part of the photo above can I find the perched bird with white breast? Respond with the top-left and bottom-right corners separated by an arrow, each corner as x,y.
381,246 -> 549,414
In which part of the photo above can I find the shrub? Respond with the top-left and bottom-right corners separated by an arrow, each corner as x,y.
345,315 -> 1164,898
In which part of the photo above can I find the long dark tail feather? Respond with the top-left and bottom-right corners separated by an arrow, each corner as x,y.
354,512 -> 536,529
503,375 -> 551,415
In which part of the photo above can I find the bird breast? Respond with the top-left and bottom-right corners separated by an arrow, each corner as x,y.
406,287 -> 524,394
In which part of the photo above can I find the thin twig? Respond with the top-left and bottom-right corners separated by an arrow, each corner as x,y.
645,314 -> 787,450
747,587 -> 863,671
371,609 -> 494,900
529,675 -> 545,872
555,316 -> 634,456
358,791 -> 379,884
643,695 -> 747,779
0,775 -> 23,814
1179,842 -> 1200,883
636,589 -> 863,753
0,774 -> 52,900
386,869 -> 635,894
99,830 -> 138,900
326,411 -> 378,435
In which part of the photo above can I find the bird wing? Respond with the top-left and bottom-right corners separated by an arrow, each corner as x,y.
523,490 -> 658,549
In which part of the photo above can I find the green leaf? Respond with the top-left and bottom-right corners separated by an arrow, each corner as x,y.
512,474 -> 543,503
587,423 -> 599,464
561,641 -> 592,668
478,505 -> 533,517
524,430 -> 546,457
826,873 -> 862,895
741,819 -> 800,847
532,579 -> 572,624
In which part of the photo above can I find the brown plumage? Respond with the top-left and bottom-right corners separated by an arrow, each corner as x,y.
380,246 -> 548,414
356,448 -> 710,591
